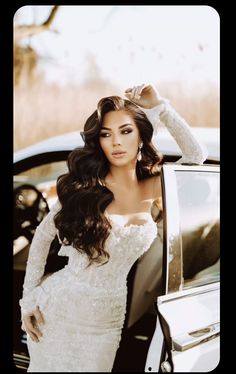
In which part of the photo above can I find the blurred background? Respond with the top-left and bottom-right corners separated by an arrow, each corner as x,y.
14,5 -> 219,152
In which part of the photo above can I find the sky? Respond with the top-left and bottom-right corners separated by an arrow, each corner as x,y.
14,5 -> 220,88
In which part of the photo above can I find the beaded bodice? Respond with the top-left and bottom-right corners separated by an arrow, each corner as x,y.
57,214 -> 158,291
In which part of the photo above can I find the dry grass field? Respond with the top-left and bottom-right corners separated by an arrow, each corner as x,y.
14,78 -> 219,152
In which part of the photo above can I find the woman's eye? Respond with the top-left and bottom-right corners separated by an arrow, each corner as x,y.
122,129 -> 132,134
100,133 -> 110,138
100,129 -> 132,137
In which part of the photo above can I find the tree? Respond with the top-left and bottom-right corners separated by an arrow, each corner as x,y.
14,6 -> 59,86
14,6 -> 59,42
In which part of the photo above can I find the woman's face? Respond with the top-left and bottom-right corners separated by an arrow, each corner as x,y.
99,110 -> 141,167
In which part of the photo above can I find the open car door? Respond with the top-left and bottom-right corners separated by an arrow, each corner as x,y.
145,164 -> 220,372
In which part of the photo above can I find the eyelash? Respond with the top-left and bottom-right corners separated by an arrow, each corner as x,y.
100,129 -> 133,138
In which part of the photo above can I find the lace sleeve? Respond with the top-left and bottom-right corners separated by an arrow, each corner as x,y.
142,99 -> 208,164
19,199 -> 61,314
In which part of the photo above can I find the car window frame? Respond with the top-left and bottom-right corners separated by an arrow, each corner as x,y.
161,163 -> 220,294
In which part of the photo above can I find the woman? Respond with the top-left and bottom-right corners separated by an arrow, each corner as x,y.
19,84 -> 207,372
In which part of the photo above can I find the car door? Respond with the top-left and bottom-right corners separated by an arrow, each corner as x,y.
145,164 -> 220,372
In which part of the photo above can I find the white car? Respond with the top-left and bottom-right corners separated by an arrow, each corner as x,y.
13,127 -> 220,372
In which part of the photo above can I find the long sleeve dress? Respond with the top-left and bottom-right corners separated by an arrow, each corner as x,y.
19,101 -> 208,372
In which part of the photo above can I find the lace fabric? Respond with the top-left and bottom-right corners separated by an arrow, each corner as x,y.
142,99 -> 208,164
19,199 -> 61,315
25,219 -> 157,372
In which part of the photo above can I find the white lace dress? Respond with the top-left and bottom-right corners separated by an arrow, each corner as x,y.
19,101 -> 208,372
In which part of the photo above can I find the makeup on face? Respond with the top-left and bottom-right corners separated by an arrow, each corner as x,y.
99,123 -> 134,138
99,110 -> 140,163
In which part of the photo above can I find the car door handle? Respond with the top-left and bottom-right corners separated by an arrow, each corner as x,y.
172,322 -> 220,351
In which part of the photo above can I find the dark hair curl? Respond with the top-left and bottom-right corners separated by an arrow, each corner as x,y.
54,96 -> 163,266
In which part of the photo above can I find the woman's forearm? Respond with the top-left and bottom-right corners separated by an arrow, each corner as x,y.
19,199 -> 61,313
142,100 -> 208,164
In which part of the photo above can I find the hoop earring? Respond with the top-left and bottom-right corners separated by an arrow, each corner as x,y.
137,142 -> 143,162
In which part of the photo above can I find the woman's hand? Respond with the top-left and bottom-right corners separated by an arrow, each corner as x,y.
21,305 -> 44,342
124,84 -> 163,109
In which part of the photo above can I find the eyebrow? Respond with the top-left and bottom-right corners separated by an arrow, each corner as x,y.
100,123 -> 134,131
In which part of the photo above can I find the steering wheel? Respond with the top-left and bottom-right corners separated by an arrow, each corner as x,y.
14,184 -> 49,242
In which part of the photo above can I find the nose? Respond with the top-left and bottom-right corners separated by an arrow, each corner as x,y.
112,133 -> 122,146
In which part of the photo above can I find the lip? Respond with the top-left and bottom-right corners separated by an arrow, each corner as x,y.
112,151 -> 127,158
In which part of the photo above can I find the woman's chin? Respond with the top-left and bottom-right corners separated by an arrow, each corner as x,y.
109,158 -> 137,167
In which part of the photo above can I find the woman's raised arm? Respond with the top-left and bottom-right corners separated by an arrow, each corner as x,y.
125,84 -> 208,165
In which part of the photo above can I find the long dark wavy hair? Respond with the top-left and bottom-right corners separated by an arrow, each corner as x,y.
54,96 -> 163,266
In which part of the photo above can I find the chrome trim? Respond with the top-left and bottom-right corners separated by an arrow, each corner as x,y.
13,352 -> 30,370
163,163 -> 220,173
160,361 -> 172,372
161,165 -> 182,293
157,281 -> 219,305
173,322 -> 220,351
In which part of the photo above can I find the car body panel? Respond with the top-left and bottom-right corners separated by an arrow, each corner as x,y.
156,283 -> 220,372
172,336 -> 220,372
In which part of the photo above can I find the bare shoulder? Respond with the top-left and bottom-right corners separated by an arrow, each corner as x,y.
142,175 -> 162,200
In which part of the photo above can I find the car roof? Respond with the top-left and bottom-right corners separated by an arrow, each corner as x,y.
14,127 -> 219,163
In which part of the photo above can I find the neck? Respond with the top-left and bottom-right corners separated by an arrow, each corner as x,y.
106,165 -> 138,189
